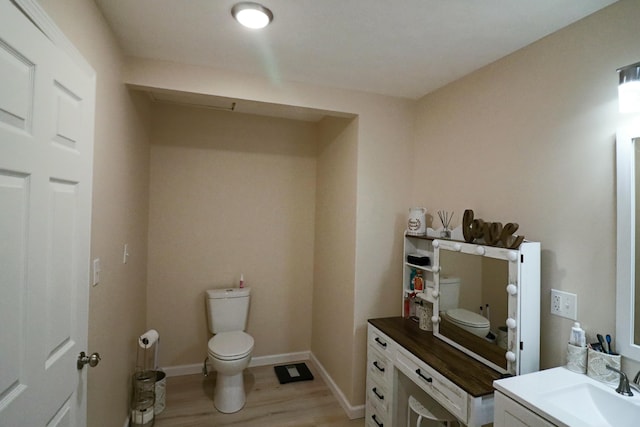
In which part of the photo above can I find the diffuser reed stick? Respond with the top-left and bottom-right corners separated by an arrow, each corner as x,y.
438,210 -> 454,238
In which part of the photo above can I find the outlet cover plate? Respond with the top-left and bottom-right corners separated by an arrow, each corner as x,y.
551,289 -> 577,320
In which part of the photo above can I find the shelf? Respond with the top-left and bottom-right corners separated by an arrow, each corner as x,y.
403,281 -> 434,293
405,233 -> 433,241
403,288 -> 435,304
405,262 -> 432,272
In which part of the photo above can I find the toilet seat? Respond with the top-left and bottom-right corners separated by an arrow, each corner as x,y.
208,331 -> 254,361
446,308 -> 490,329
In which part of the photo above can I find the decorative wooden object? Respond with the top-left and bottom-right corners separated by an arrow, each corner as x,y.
462,209 -> 525,249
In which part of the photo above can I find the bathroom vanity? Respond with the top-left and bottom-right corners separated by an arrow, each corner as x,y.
493,367 -> 640,427
367,317 -> 501,427
366,233 -> 541,426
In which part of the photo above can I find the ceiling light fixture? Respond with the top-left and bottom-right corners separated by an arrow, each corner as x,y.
231,2 -> 273,29
618,61 -> 640,113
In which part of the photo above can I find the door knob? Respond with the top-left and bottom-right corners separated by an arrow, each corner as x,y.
77,351 -> 101,369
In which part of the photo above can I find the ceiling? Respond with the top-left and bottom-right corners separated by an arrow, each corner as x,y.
95,0 -> 617,101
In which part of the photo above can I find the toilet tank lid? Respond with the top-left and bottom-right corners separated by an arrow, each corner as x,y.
206,288 -> 251,299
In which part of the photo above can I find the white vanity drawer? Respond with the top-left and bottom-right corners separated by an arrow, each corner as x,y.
368,325 -> 395,358
366,375 -> 390,413
366,401 -> 389,427
367,346 -> 393,386
396,349 -> 468,423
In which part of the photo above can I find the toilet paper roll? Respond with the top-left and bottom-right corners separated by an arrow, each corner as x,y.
139,329 -> 159,349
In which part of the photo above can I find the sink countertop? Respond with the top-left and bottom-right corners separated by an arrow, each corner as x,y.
494,366 -> 640,427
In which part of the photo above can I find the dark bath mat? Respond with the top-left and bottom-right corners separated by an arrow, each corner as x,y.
274,362 -> 314,384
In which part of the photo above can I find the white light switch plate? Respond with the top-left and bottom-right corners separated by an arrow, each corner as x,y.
551,289 -> 577,320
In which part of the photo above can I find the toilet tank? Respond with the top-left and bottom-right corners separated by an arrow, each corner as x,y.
206,288 -> 251,334
438,277 -> 460,312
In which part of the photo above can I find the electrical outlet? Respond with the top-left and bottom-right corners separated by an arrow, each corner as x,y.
552,291 -> 562,313
550,289 -> 578,320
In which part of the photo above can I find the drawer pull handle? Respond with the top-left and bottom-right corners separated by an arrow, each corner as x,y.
372,414 -> 383,427
372,387 -> 384,400
373,361 -> 385,372
375,337 -> 387,348
416,369 -> 432,383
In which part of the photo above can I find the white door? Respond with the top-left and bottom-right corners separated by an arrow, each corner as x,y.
0,1 -> 95,426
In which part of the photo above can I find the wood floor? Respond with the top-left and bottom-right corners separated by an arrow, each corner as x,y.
154,361 -> 365,427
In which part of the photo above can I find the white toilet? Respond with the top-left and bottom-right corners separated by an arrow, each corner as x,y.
438,277 -> 490,338
206,287 -> 254,413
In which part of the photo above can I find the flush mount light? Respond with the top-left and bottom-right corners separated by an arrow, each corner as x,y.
618,61 -> 640,113
231,2 -> 273,29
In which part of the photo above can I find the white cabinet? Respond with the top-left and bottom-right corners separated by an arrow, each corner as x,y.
366,327 -> 395,427
365,321 -> 498,427
494,391 -> 556,427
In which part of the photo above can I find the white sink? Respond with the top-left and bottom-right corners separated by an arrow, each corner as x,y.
494,367 -> 640,427
543,382 -> 639,427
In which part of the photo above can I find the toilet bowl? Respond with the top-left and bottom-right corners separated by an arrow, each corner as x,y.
438,277 -> 490,338
205,288 -> 254,413
445,308 -> 490,338
208,331 -> 254,413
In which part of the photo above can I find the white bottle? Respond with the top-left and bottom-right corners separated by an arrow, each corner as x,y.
570,322 -> 586,347
239,273 -> 244,288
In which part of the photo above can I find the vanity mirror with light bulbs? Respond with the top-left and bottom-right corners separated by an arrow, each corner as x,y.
428,237 -> 541,376
616,127 -> 640,362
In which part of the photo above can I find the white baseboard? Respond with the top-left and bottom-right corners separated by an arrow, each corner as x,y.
161,351 -> 311,377
309,353 -> 365,420
162,361 -> 205,377
250,351 -> 311,367
160,350 -> 364,420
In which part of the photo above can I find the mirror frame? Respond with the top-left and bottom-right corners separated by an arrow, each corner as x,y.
616,127 -> 640,361
432,239 -> 521,375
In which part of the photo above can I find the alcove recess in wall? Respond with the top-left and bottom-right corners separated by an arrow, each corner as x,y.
129,86 -> 353,122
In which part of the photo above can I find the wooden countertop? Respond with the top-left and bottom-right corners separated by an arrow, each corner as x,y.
369,317 -> 503,397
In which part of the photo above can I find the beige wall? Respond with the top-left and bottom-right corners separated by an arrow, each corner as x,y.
313,116 -> 358,400
125,61 -> 415,407
351,100 -> 415,403
412,0 -> 640,372
147,104 -> 317,365
38,0 -> 151,425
